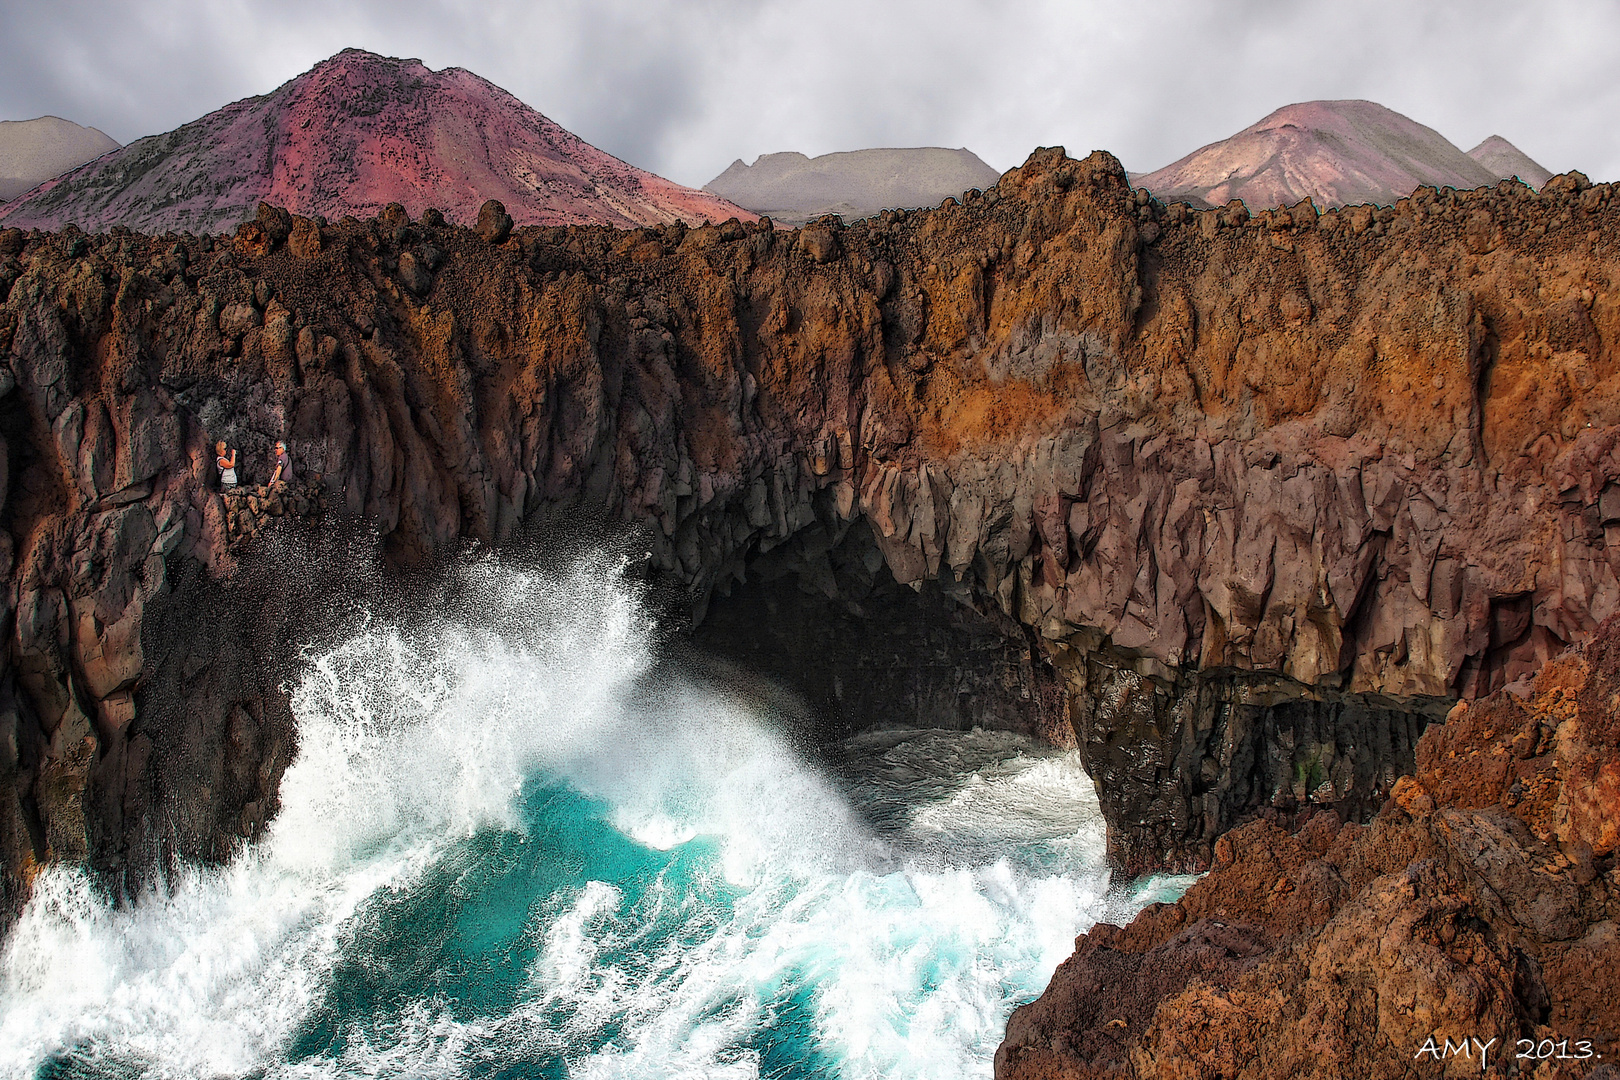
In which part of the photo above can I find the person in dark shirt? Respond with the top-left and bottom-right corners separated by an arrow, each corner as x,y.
270,441 -> 293,486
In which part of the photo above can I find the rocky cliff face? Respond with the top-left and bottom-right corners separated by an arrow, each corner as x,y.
1,147 -> 1618,917
996,613 -> 1620,1078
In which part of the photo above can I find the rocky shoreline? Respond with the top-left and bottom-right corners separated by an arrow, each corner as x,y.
0,147 -> 1617,924
997,613 -> 1620,1078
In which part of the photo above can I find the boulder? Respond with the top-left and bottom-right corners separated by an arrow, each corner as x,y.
476,199 -> 513,244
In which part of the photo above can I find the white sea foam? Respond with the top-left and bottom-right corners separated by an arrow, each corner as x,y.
0,553 -> 1179,1080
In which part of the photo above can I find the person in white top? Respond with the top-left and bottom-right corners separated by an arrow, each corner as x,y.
216,441 -> 238,488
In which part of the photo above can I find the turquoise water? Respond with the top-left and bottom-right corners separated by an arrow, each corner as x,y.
0,557 -> 1191,1080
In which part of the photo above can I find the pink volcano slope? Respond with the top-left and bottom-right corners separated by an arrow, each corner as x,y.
1136,100 -> 1501,210
0,49 -> 754,234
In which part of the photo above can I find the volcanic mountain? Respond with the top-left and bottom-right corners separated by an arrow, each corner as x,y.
704,147 -> 1003,226
0,116 -> 119,202
1468,134 -> 1553,190
1135,100 -> 1504,210
0,49 -> 753,234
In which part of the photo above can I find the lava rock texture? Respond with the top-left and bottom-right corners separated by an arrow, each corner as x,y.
0,147 -> 1618,918
996,612 -> 1620,1079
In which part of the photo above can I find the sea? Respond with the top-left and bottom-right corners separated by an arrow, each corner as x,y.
0,554 -> 1192,1079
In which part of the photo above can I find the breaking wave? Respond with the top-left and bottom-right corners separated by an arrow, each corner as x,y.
0,554 -> 1190,1079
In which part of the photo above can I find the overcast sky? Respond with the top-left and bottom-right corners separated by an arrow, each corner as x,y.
2,0 -> 1616,188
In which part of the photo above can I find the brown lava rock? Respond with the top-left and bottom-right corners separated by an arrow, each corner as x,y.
998,616 -> 1620,1079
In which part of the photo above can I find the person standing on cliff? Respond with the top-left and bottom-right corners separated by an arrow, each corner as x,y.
270,441 -> 293,486
216,441 -> 238,489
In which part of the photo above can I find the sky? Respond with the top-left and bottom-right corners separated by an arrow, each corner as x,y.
1,0 -> 1616,188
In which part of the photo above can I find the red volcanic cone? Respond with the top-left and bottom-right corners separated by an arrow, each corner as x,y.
0,49 -> 754,234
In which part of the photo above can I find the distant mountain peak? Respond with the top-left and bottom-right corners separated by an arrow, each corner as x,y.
0,49 -> 751,233
0,116 -> 121,202
1136,99 -> 1502,211
706,147 -> 1001,226
1467,135 -> 1552,191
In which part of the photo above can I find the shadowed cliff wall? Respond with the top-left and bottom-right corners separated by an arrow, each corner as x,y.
2,148 -> 1618,913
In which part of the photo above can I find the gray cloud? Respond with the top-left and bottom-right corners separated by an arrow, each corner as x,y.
2,0 -> 1616,189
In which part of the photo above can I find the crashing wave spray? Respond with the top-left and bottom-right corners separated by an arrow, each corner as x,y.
0,553 -> 1183,1079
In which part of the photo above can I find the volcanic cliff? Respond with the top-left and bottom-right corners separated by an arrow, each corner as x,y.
0,50 -> 753,235
0,148 -> 1618,929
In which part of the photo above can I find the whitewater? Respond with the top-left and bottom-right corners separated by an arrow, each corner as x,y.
0,554 -> 1191,1079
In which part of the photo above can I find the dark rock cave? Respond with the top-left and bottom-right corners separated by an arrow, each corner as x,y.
689,516 -> 1071,747
685,514 -> 1451,876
